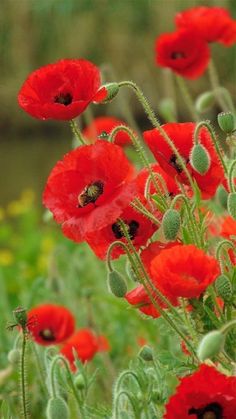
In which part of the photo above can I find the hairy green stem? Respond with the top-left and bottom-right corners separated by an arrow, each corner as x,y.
20,329 -> 29,419
69,120 -> 85,145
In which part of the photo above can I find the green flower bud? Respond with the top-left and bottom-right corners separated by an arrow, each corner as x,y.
139,345 -> 154,361
217,112 -> 235,134
197,330 -> 225,361
227,193 -> 236,220
98,83 -> 119,103
74,374 -> 85,390
195,91 -> 215,113
46,397 -> 69,419
216,185 -> 228,210
159,98 -> 176,122
190,144 -> 210,175
107,270 -> 127,298
215,274 -> 232,303
8,349 -> 20,364
13,307 -> 27,328
162,209 -> 181,241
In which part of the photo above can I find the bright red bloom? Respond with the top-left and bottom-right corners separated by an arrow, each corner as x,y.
82,116 -> 132,146
143,123 -> 224,198
125,242 -> 179,318
60,329 -> 109,371
85,203 -> 157,260
27,304 -> 75,346
164,364 -> 236,418
150,244 -> 220,299
18,59 -> 106,121
220,215 -> 236,239
43,141 -> 136,242
155,28 -> 210,79
176,6 -> 236,46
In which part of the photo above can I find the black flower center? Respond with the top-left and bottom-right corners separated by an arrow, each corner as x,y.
169,154 -> 189,173
54,92 -> 73,106
39,328 -> 56,341
112,220 -> 139,240
78,181 -> 104,208
188,402 -> 223,419
171,51 -> 185,59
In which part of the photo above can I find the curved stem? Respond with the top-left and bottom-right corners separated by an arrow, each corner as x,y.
216,239 -> 235,272
118,81 -> 196,191
114,391 -> 139,419
69,120 -> 85,145
106,240 -> 130,272
194,121 -> 227,174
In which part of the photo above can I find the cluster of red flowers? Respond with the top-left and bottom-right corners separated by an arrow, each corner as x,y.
27,304 -> 109,370
155,6 -> 236,78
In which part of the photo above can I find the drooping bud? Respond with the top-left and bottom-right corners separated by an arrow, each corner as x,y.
107,270 -> 127,298
227,193 -> 236,220
190,143 -> 210,175
215,274 -> 233,303
162,209 -> 181,241
216,185 -> 228,210
13,307 -> 27,328
217,112 -> 235,134
74,374 -> 86,390
197,330 -> 225,361
8,349 -> 20,364
195,91 -> 215,113
138,345 -> 154,361
159,98 -> 176,122
46,397 -> 69,419
98,83 -> 119,104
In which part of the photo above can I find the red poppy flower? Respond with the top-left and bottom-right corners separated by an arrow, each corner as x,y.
143,123 -> 224,198
82,116 -> 132,146
85,202 -> 157,260
60,329 -> 109,371
164,364 -> 236,418
150,244 -> 220,299
18,59 -> 106,121
43,140 -> 136,242
136,164 -> 181,198
27,304 -> 75,346
220,215 -> 236,239
155,28 -> 210,79
125,242 -> 179,318
176,6 -> 236,46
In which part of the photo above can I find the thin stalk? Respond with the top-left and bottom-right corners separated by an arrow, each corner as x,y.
69,120 -> 85,145
20,329 -> 29,419
118,81 -> 196,191
131,199 -> 161,226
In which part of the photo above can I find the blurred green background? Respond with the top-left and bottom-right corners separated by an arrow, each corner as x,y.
0,0 -> 235,204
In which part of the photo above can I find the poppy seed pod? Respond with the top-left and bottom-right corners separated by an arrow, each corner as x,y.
215,274 -> 233,303
46,397 -> 69,419
217,112 -> 235,134
197,330 -> 225,361
162,209 -> 181,241
190,143 -> 210,175
13,307 -> 27,328
227,192 -> 236,220
107,270 -> 127,298
195,91 -> 215,113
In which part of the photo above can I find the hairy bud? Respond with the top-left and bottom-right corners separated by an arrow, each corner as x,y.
190,144 -> 210,175
216,185 -> 228,210
107,270 -> 127,298
46,397 -> 69,419
227,193 -> 236,220
217,112 -> 235,134
215,274 -> 233,303
195,91 -> 215,113
162,209 -> 181,241
8,349 -> 20,364
74,374 -> 86,390
198,330 -> 225,361
98,83 -> 119,103
139,345 -> 154,361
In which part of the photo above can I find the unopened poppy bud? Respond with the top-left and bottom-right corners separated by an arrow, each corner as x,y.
216,185 -> 228,210
227,193 -> 236,220
197,330 -> 225,361
74,374 -> 85,390
162,209 -> 181,241
215,274 -> 232,303
159,98 -> 176,122
217,112 -> 235,134
190,144 -> 210,175
8,349 -> 20,364
139,345 -> 154,361
107,270 -> 127,298
195,91 -> 215,113
13,306 -> 27,328
99,83 -> 119,103
46,397 -> 69,419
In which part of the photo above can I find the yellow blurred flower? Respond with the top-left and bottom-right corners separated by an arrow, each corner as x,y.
7,189 -> 35,217
0,249 -> 14,266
